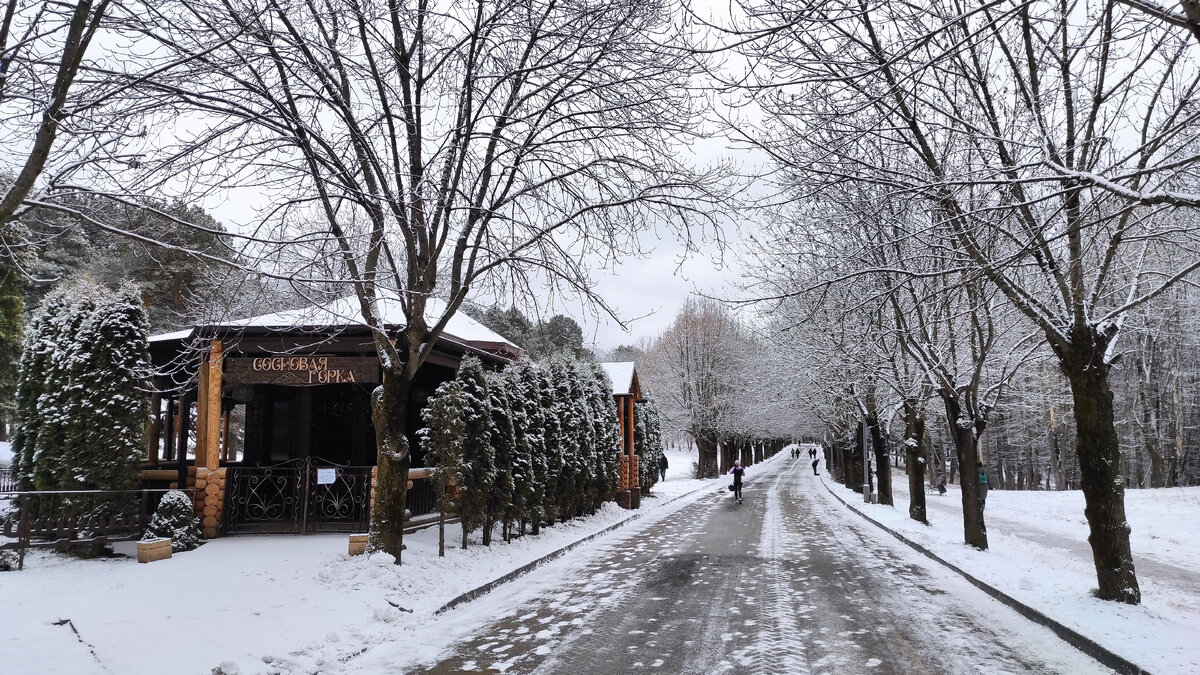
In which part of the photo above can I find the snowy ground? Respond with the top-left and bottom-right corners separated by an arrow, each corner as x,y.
0,446 -> 1196,674
0,446 -> 710,674
835,464 -> 1200,675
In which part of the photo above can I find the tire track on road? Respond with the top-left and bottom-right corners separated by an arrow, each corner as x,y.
751,471 -> 813,675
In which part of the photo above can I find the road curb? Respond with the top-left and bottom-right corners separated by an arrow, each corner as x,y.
818,477 -> 1152,675
434,480 -> 717,615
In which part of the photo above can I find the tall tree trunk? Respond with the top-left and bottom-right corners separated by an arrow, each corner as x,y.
846,422 -> 865,492
695,431 -> 718,478
940,393 -> 987,549
1169,341 -> 1184,489
828,439 -> 842,483
924,435 -> 936,485
866,387 -> 892,505
1056,329 -> 1141,604
904,397 -> 928,524
839,435 -> 852,485
1049,403 -> 1067,490
1139,339 -> 1165,487
368,366 -> 412,564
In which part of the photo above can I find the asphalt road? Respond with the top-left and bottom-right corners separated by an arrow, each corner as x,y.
416,457 -> 1111,674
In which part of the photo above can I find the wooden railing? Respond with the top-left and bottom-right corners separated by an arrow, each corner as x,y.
0,488 -> 199,570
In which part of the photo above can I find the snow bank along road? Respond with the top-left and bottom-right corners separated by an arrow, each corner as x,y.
405,458 -> 1110,674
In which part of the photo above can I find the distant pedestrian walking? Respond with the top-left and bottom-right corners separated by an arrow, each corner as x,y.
809,447 -> 816,460
728,460 -> 745,504
658,454 -> 668,482
811,458 -> 820,475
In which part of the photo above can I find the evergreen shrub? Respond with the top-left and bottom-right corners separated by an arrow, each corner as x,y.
143,490 -> 205,552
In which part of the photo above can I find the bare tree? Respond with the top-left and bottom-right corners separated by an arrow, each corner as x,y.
711,0 -> 1200,604
0,0 -> 114,226
105,0 -> 724,561
1118,1 -> 1200,45
641,297 -> 744,477
743,181 -> 1038,543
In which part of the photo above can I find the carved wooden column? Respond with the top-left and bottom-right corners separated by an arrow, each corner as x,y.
194,340 -> 226,537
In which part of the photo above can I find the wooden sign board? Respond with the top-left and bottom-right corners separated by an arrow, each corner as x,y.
224,356 -> 381,386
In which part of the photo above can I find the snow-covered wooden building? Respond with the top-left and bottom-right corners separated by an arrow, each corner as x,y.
145,295 -> 520,537
600,361 -> 644,509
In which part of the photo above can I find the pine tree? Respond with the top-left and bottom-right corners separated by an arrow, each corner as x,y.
31,290 -> 92,491
636,396 -> 666,494
420,378 -> 467,556
570,361 -> 599,514
538,363 -> 562,526
550,357 -> 579,520
486,371 -> 517,543
568,360 -> 591,518
143,490 -> 204,552
456,356 -> 493,548
62,286 -> 150,492
0,253 -> 23,441
502,367 -> 532,538
590,363 -> 621,505
520,363 -> 548,535
11,292 -> 66,489
14,284 -> 150,532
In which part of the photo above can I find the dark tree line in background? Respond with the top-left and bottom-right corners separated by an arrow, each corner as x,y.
0,194 -> 252,440
464,306 -> 591,361
16,197 -> 232,330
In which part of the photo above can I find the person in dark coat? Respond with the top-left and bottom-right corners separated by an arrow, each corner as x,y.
811,457 -> 820,475
728,460 -> 745,503
658,453 -> 668,482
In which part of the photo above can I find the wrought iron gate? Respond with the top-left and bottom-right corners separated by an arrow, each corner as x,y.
224,458 -> 373,534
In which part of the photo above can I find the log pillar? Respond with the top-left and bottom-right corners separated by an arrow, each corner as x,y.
194,340 -> 226,537
624,396 -> 639,507
146,392 -> 162,466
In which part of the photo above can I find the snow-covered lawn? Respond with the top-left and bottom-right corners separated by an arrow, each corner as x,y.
2,446 -> 1196,674
0,444 -> 716,675
834,467 -> 1200,675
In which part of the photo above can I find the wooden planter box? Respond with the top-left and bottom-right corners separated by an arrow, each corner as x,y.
348,533 -> 369,556
137,538 -> 172,563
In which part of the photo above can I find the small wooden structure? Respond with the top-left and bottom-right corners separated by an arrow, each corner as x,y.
601,362 -> 644,509
137,538 -> 172,563
144,294 -> 519,538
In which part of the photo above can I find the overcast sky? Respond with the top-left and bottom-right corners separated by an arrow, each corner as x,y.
569,230 -> 744,352
197,0 -> 766,354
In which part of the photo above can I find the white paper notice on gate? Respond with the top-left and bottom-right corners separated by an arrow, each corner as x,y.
317,468 -> 337,485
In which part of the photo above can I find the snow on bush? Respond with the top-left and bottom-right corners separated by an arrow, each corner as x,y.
12,282 -> 150,493
143,490 -> 204,552
418,355 -> 622,549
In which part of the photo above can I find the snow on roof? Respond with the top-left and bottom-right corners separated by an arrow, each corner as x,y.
150,328 -> 192,342
600,361 -> 637,396
150,293 -> 518,352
